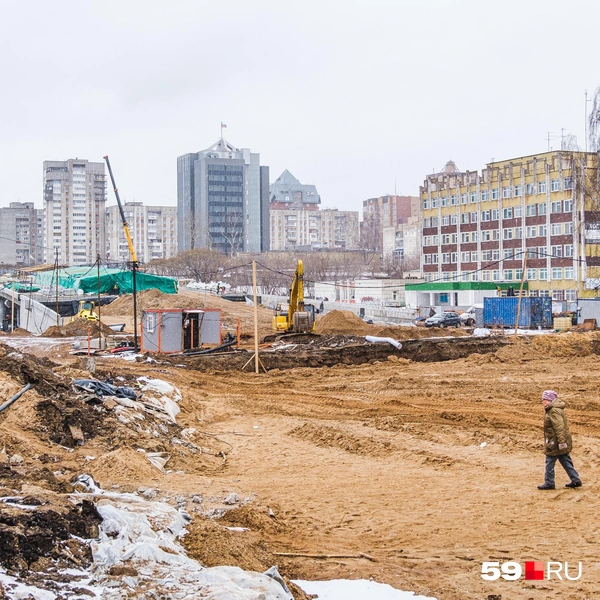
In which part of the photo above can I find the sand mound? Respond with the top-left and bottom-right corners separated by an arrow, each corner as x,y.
42,318 -> 116,338
316,310 -> 372,335
316,310 -> 469,340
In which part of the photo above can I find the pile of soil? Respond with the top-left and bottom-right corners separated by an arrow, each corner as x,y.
317,310 -> 469,340
42,318 -> 116,338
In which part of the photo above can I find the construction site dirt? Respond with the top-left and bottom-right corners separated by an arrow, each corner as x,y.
1,298 -> 599,599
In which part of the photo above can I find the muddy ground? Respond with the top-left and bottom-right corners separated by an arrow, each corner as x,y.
0,301 -> 599,599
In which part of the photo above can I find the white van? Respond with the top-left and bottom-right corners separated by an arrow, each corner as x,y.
459,303 -> 483,326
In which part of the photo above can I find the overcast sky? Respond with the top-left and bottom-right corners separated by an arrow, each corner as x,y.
1,0 -> 598,215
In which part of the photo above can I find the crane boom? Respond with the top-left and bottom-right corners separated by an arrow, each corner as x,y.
103,155 -> 138,264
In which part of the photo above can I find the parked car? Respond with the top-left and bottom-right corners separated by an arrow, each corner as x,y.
425,311 -> 462,328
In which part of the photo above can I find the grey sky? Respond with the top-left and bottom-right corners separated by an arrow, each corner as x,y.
1,0 -> 598,215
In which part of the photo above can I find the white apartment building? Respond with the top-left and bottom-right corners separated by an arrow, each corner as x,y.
43,159 -> 107,265
270,208 -> 360,251
106,202 -> 177,263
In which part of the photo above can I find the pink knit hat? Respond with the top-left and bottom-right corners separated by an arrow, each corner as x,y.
542,390 -> 558,402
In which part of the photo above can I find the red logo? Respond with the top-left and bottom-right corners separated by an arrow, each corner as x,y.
525,561 -> 545,580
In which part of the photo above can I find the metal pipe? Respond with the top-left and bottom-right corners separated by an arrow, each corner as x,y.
0,383 -> 31,414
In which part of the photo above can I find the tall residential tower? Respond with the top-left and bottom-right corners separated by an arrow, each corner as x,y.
43,159 -> 107,265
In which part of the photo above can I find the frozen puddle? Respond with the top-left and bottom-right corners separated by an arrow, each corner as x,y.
294,579 -> 438,600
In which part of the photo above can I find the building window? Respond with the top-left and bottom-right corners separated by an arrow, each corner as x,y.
461,232 -> 470,243
461,213 -> 469,224
492,188 -> 499,200
451,214 -> 458,225
550,179 -> 560,192
492,269 -> 500,281
461,251 -> 470,262
451,233 -> 458,243
565,289 -> 577,300
539,289 -> 550,296
514,206 -> 522,218
551,201 -> 562,213
481,210 -> 490,221
527,268 -> 537,280
504,269 -> 513,280
491,209 -> 499,220
481,230 -> 491,241
433,235 -> 439,244
482,250 -> 491,261
514,227 -> 522,239
514,184 -> 522,196
442,234 -> 450,244
470,212 -> 478,222
526,183 -> 535,195
503,187 -> 512,199
424,236 -> 431,246
492,250 -> 500,260
552,290 -> 564,301
423,199 -> 430,209
451,252 -> 457,263
471,272 -> 479,281
551,245 -> 562,257
492,230 -> 500,241
432,254 -> 439,264
564,244 -> 573,257
503,249 -> 514,259
564,222 -> 573,235
441,196 -> 448,207
442,253 -> 450,264
551,223 -> 562,235
432,197 -> 439,208
552,267 -> 563,279
564,199 -> 573,212
503,228 -> 513,240
470,192 -> 477,203
526,204 -> 537,217
564,177 -> 573,190
481,190 -> 489,201
471,251 -> 478,262
424,254 -> 432,264
564,267 -> 575,279
527,225 -> 537,238
461,193 -> 467,204
503,207 -> 513,219
461,272 -> 470,281
538,181 -> 547,193
515,269 -> 523,280
538,202 -> 547,215
471,231 -> 478,242
432,217 -> 439,227
442,215 -> 450,226
451,194 -> 458,205
538,224 -> 547,236
482,270 -> 491,281
424,217 -> 431,227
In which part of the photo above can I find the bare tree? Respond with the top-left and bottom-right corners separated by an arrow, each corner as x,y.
221,210 -> 244,258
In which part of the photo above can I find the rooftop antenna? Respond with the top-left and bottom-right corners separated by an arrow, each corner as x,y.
585,90 -> 592,152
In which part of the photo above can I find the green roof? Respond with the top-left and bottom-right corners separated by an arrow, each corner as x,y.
405,281 -> 528,292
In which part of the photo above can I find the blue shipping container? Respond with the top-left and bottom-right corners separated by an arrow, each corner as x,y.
483,297 -> 553,329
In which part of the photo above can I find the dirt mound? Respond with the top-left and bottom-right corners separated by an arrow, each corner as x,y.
317,310 -> 371,335
316,310 -> 470,340
289,422 -> 395,456
42,318 -> 116,338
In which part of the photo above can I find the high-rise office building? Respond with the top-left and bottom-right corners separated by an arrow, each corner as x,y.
43,159 -> 107,265
106,202 -> 177,263
177,138 -> 270,256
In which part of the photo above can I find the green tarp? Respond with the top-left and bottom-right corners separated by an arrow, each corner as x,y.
34,267 -> 177,295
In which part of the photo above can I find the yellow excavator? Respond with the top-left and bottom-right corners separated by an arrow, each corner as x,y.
271,259 -> 317,335
78,300 -> 98,321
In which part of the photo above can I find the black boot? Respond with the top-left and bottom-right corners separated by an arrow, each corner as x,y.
537,483 -> 555,490
565,481 -> 582,488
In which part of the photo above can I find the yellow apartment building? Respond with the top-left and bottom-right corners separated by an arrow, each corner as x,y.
419,152 -> 600,302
